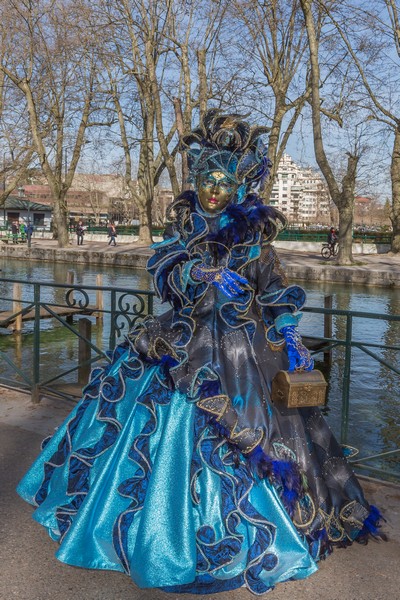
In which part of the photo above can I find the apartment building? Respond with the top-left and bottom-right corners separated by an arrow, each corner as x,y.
268,154 -> 331,224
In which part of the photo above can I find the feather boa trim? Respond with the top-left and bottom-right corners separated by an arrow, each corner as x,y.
172,191 -> 286,250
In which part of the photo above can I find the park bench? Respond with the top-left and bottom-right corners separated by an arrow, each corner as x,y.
1,233 -> 27,244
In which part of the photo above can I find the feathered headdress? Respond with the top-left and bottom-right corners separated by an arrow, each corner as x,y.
181,109 -> 271,202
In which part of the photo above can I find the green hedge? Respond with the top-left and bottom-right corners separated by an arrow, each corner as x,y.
276,229 -> 392,244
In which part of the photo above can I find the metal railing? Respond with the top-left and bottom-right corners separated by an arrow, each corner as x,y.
0,276 -> 399,482
0,277 -> 154,401
302,305 -> 400,479
0,224 -> 392,245
276,230 -> 393,244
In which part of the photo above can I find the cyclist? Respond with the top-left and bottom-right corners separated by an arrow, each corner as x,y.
327,227 -> 338,254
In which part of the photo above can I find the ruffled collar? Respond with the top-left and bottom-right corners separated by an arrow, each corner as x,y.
174,190 -> 286,249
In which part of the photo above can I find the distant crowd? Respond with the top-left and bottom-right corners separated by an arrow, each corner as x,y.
10,220 -> 34,244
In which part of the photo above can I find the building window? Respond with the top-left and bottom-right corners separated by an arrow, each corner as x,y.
33,213 -> 45,226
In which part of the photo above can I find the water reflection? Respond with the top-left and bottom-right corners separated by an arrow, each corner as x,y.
377,294 -> 400,472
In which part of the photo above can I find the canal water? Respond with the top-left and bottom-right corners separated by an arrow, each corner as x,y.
0,257 -> 399,478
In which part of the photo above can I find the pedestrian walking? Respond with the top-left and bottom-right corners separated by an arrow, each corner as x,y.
19,222 -> 27,242
11,220 -> 19,244
26,221 -> 34,247
107,221 -> 117,246
75,221 -> 84,246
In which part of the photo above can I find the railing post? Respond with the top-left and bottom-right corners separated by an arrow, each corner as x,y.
13,282 -> 22,332
15,329 -> 22,369
324,295 -> 332,366
78,318 -> 92,385
96,274 -> 103,320
31,283 -> 41,404
109,289 -> 116,349
66,270 -> 75,324
148,293 -> 154,316
340,313 -> 352,445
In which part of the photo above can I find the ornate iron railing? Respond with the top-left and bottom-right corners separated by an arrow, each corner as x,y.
301,305 -> 400,481
0,277 -> 153,401
0,277 -> 398,482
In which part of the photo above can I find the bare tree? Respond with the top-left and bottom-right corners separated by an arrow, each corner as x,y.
167,1 -> 232,188
97,0 -> 170,244
97,0 -> 231,243
318,0 -> 400,253
0,0 -> 105,246
0,45 -> 35,208
300,0 -> 365,264
231,1 -> 313,199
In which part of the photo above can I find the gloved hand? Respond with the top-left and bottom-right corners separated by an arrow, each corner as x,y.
191,263 -> 248,298
281,325 -> 314,372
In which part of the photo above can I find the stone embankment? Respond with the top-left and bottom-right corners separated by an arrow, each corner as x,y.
279,249 -> 400,288
0,237 -> 151,269
1,237 -> 400,287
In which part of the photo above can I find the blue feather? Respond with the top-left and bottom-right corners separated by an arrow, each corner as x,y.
246,445 -> 304,515
206,196 -> 285,252
198,380 -> 221,398
358,505 -> 386,540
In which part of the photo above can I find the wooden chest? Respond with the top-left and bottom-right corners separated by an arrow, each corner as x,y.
271,370 -> 327,408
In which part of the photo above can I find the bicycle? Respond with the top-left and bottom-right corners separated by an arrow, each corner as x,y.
321,242 -> 339,259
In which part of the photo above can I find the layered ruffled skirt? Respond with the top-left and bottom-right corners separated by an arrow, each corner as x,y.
17,310 -> 380,595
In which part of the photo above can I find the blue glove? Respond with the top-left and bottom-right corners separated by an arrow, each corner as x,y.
281,325 -> 314,372
191,263 -> 248,298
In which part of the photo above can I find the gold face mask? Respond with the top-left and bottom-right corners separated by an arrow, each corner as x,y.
197,171 -> 237,214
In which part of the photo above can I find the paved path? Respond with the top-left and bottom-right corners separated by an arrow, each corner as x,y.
0,387 -> 399,600
277,248 -> 400,287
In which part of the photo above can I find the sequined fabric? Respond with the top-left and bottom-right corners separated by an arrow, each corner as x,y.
17,192 -> 381,595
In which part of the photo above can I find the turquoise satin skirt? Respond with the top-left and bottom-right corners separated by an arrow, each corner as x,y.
17,349 -> 317,595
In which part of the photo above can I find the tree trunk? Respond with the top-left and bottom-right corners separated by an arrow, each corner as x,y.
336,153 -> 358,264
137,204 -> 152,245
390,127 -> 400,253
263,104 -> 283,202
134,141 -> 153,245
52,191 -> 70,247
197,48 -> 207,123
146,42 -> 180,198
337,204 -> 353,264
173,97 -> 189,192
300,0 -> 356,264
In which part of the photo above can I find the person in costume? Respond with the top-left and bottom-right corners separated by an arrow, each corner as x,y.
17,110 -> 382,596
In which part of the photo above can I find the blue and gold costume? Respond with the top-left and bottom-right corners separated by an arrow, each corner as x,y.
17,111 -> 382,595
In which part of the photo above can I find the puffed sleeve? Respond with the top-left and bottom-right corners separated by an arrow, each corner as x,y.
146,223 -> 206,309
255,244 -> 306,347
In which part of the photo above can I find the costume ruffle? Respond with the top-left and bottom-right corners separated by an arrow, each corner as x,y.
17,191 -> 384,595
18,345 -> 319,594
17,331 -> 383,595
